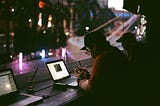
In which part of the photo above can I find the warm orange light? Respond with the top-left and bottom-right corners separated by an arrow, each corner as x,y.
39,1 -> 45,8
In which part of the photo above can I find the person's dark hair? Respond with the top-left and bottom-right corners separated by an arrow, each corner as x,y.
81,30 -> 110,50
116,32 -> 137,44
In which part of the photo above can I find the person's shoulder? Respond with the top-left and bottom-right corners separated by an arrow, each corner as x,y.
103,46 -> 125,59
134,42 -> 149,51
95,47 -> 112,62
110,46 -> 124,54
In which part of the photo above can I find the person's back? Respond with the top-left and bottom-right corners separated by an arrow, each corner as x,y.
129,42 -> 149,70
87,45 -> 130,105
116,32 -> 158,106
116,32 -> 149,71
72,30 -> 130,106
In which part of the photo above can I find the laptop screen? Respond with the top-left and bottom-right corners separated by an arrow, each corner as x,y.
46,59 -> 70,81
0,68 -> 18,97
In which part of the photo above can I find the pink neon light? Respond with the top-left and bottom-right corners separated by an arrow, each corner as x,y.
19,52 -> 23,70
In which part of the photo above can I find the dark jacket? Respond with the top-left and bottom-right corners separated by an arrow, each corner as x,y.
87,46 -> 130,105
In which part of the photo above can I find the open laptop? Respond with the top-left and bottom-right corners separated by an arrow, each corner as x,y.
46,59 -> 78,87
0,68 -> 43,106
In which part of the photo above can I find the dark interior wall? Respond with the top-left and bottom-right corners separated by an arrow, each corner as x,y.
13,0 -> 68,54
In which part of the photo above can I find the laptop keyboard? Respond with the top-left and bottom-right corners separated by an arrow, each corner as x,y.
59,78 -> 76,84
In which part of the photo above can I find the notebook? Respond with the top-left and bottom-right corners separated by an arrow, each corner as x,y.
46,59 -> 78,87
0,68 -> 43,106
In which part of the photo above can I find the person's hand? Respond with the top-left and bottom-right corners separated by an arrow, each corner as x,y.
74,67 -> 90,80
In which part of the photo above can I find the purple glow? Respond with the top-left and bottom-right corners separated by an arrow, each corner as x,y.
61,48 -> 66,58
19,52 -> 23,70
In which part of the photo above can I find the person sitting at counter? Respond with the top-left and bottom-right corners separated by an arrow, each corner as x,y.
73,30 -> 130,106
